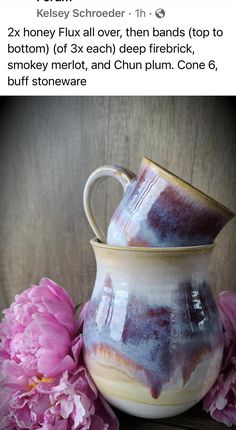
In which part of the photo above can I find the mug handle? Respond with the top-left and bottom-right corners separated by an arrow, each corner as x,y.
83,165 -> 135,243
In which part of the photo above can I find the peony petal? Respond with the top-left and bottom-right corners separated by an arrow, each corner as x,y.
73,367 -> 97,402
73,395 -> 86,428
14,405 -> 32,429
211,408 -> 235,427
203,290 -> 236,427
60,397 -> 74,419
39,278 -> 74,310
54,420 -> 68,430
33,313 -> 71,340
78,302 -> 89,331
38,350 -> 75,376
93,396 -> 120,430
2,360 -> 29,385
90,414 -> 107,430
71,335 -> 83,367
215,395 -> 228,410
31,290 -> 74,334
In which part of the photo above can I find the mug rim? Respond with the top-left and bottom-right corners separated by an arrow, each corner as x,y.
143,156 -> 235,217
91,238 -> 215,253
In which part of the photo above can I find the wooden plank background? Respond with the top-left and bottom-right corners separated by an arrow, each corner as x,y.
0,96 -> 235,315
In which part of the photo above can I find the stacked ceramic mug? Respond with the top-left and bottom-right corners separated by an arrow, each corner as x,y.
82,157 -> 234,419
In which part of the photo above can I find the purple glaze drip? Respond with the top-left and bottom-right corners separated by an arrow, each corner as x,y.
83,278 -> 223,399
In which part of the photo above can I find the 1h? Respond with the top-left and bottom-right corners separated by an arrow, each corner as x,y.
135,9 -> 146,17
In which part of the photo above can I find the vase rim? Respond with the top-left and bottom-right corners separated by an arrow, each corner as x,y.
90,238 -> 215,253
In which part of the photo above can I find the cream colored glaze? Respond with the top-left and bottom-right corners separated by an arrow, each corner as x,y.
101,394 -> 198,419
84,348 -> 222,407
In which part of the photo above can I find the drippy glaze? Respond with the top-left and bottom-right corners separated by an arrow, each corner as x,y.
83,276 -> 223,400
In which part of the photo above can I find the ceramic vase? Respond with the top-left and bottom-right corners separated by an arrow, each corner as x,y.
83,239 -> 223,419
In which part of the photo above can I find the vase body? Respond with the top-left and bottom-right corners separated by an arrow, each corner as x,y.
83,240 -> 223,418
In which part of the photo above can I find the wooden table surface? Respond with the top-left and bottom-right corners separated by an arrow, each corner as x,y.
116,404 -> 231,429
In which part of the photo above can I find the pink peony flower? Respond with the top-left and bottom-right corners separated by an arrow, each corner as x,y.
203,290 -> 236,427
0,278 -> 76,377
0,279 -> 119,430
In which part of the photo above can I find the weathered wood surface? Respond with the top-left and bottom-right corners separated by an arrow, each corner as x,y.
118,404 -> 232,429
0,97 -> 235,314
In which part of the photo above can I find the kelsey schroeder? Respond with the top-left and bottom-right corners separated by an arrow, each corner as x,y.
36,9 -> 126,19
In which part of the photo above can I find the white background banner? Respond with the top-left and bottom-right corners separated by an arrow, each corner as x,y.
0,0 -> 235,95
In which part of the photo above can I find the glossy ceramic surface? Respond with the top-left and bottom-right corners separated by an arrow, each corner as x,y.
83,239 -> 224,418
107,157 -> 234,246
